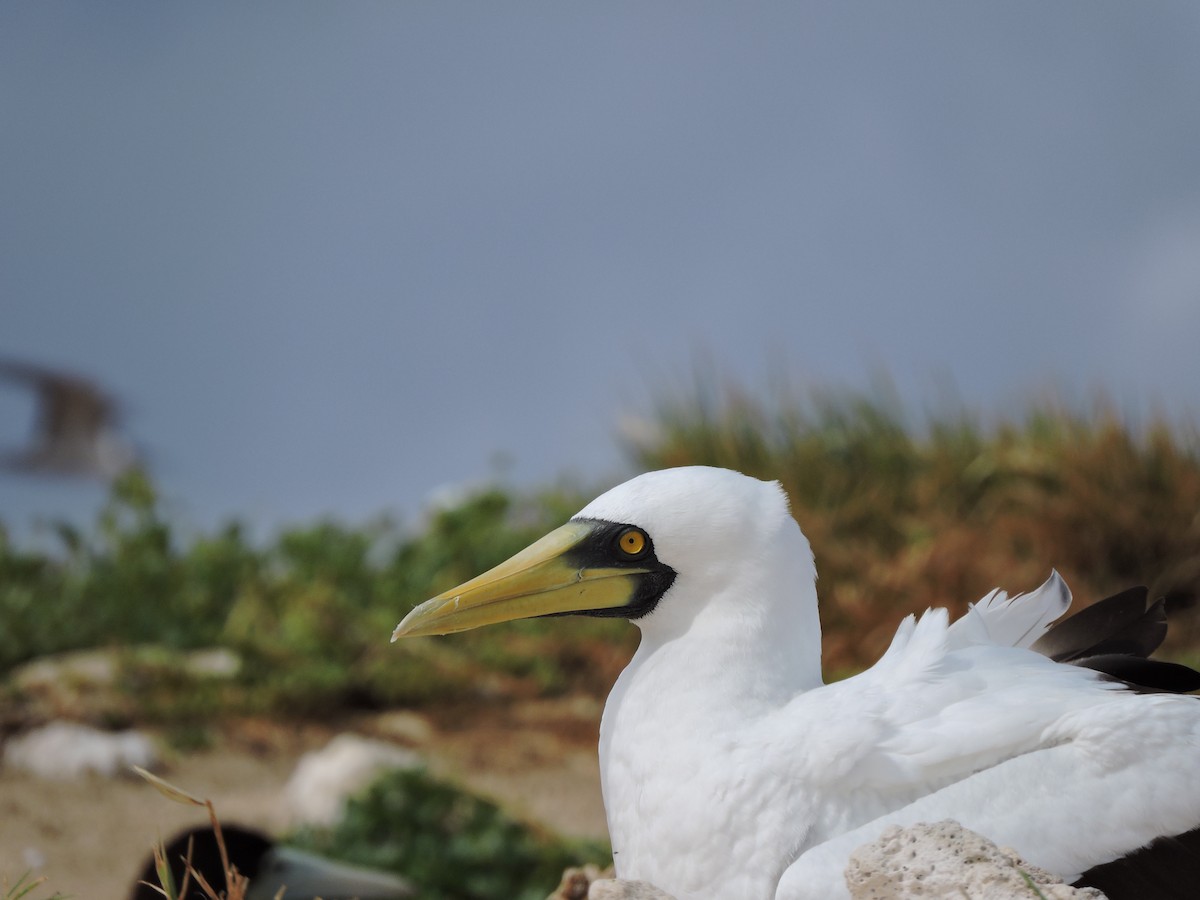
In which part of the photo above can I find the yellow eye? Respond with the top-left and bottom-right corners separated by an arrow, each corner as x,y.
618,528 -> 647,556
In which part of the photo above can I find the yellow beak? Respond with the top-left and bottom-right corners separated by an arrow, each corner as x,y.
391,520 -> 653,638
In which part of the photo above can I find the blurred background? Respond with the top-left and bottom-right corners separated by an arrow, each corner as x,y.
2,4 -> 1200,899
4,2 -> 1200,535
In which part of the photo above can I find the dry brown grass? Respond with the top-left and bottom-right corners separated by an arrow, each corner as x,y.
134,767 -> 265,900
632,382 -> 1200,674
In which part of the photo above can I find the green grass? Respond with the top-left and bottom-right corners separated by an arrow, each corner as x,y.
1018,869 -> 1051,899
0,873 -> 67,900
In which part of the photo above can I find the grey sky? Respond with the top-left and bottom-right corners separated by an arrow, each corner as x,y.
3,3 -> 1200,535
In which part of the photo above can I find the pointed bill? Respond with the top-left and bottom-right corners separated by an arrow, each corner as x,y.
392,521 -> 652,638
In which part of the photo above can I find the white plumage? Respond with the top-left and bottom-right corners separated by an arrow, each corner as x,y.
395,466 -> 1200,899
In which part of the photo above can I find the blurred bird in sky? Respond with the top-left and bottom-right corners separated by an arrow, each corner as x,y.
0,358 -> 141,481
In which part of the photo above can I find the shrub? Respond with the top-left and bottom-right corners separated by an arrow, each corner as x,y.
288,767 -> 609,900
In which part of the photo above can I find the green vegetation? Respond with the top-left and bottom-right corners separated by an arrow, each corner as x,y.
1,473 -> 629,721
2,383 -> 1198,713
290,767 -> 609,900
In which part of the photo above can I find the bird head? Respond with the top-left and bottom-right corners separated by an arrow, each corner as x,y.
391,466 -> 809,642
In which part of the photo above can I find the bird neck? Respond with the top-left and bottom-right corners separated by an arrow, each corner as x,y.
626,529 -> 825,714
598,523 -> 824,886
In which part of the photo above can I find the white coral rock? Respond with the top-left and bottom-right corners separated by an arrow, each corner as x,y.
2,721 -> 158,779
845,820 -> 1106,899
285,732 -> 421,827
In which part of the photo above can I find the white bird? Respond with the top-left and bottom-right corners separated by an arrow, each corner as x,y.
393,466 -> 1200,900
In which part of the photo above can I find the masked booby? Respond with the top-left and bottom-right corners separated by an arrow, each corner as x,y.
392,466 -> 1200,900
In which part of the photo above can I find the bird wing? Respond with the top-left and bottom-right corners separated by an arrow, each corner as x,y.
777,692 -> 1200,899
767,601 -> 1200,899
0,358 -> 117,443
801,575 -> 1195,798
767,606 -> 1120,801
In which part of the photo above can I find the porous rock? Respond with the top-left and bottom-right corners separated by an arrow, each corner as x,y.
587,880 -> 677,900
845,820 -> 1106,899
8,645 -> 240,722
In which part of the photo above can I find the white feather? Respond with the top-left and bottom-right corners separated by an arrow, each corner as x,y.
947,569 -> 1072,650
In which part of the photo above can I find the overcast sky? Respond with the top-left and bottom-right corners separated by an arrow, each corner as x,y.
3,3 -> 1199,537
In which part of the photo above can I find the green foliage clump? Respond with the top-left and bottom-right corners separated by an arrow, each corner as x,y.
289,767 -> 608,900
0,472 -> 621,718
221,486 -> 618,714
0,472 -> 255,671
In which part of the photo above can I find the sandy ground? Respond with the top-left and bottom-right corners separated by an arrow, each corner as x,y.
0,699 -> 609,900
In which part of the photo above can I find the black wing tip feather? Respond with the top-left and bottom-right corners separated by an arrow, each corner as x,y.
1030,586 -> 1152,662
1035,586 -> 1200,694
1077,655 -> 1200,694
1075,825 -> 1200,900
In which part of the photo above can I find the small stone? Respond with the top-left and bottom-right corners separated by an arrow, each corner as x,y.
285,733 -> 422,827
181,647 -> 241,678
2,720 -> 158,779
546,864 -> 609,900
545,866 -> 675,900
367,710 -> 436,746
11,649 -> 119,691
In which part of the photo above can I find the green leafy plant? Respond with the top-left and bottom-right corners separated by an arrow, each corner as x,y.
289,767 -> 609,900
